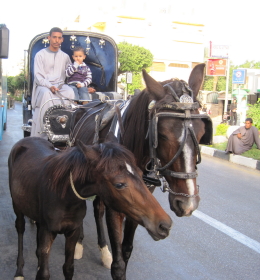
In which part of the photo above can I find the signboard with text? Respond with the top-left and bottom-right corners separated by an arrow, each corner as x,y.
126,72 -> 132,84
210,42 -> 229,58
206,59 -> 227,76
232,69 -> 247,84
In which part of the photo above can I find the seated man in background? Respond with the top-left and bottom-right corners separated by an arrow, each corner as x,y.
225,118 -> 260,155
31,27 -> 75,138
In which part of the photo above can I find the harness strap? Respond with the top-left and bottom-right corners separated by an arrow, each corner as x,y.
157,124 -> 188,172
70,172 -> 89,200
69,107 -> 103,146
163,83 -> 180,102
161,169 -> 198,179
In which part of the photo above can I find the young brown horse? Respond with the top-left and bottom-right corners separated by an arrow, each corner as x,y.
8,136 -> 172,280
69,63 -> 212,279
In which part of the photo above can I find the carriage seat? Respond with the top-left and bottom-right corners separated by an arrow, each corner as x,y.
90,91 -> 123,101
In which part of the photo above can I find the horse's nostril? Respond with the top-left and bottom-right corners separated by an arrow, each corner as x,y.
159,222 -> 170,237
176,199 -> 183,210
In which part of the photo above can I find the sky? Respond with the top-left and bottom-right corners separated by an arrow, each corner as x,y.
1,0 -> 259,75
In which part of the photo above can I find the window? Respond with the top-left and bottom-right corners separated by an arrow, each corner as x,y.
151,62 -> 166,72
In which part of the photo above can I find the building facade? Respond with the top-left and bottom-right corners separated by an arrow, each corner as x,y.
65,0 -> 206,82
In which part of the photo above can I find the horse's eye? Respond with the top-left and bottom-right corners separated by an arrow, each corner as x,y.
114,183 -> 126,190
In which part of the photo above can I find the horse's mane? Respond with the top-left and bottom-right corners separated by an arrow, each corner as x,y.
122,91 -> 150,167
44,146 -> 90,197
45,142 -> 138,197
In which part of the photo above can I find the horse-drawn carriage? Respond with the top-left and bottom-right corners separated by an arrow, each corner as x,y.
22,30 -> 123,141
14,29 -> 214,280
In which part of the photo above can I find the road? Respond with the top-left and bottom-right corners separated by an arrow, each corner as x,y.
0,102 -> 259,280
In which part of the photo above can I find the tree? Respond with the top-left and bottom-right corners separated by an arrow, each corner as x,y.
117,42 -> 153,94
118,42 -> 153,75
247,98 -> 260,129
7,62 -> 27,96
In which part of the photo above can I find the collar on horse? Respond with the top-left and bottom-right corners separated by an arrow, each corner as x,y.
143,82 -> 212,197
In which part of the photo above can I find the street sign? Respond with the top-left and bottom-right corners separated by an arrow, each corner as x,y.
206,59 -> 227,76
232,69 -> 247,84
210,42 -> 229,59
126,72 -> 132,84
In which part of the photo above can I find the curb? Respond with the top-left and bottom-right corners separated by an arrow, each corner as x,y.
200,145 -> 260,171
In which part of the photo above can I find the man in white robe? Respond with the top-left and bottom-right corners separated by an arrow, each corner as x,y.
31,27 -> 75,138
225,118 -> 260,155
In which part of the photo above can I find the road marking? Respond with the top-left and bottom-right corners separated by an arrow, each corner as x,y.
193,210 -> 260,254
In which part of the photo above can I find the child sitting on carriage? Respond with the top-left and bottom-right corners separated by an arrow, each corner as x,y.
65,46 -> 92,103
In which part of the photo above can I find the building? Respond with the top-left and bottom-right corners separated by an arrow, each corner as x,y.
64,0 -> 206,82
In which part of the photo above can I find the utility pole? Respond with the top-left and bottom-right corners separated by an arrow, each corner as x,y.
224,58 -> 230,113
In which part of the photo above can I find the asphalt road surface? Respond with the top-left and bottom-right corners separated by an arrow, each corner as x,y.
0,103 -> 259,280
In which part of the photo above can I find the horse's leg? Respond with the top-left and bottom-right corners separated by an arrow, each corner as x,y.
121,186 -> 156,269
36,227 -> 57,280
13,204 -> 25,280
74,222 -> 84,260
122,218 -> 138,269
106,207 -> 126,280
93,196 -> 112,269
63,228 -> 80,280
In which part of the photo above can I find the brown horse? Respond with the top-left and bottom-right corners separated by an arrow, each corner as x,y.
69,63 -> 212,279
8,135 -> 172,280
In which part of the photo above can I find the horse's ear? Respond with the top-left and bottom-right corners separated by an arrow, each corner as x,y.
105,131 -> 118,143
76,140 -> 99,161
142,69 -> 165,100
188,63 -> 205,98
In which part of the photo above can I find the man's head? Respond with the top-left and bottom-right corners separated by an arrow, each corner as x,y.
233,98 -> 237,103
48,27 -> 63,52
245,118 -> 253,129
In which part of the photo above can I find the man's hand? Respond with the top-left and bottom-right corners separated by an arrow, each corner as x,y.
76,83 -> 82,88
50,86 -> 59,93
237,133 -> 242,139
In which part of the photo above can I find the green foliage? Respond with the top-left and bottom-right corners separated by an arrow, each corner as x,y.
242,144 -> 260,160
7,76 -> 16,94
7,71 -> 27,94
247,98 -> 260,129
210,142 -> 227,151
216,76 -> 226,91
202,76 -> 214,91
127,72 -> 144,95
117,42 -> 153,75
215,123 -> 229,136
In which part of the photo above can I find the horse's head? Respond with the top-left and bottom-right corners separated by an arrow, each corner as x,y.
142,64 -> 212,217
77,138 -> 172,241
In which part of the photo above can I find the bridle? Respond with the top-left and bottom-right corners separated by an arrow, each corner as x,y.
144,81 -> 212,197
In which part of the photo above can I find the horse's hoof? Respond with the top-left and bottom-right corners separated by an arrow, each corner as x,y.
14,277 -> 24,280
74,242 -> 83,260
99,245 -> 112,269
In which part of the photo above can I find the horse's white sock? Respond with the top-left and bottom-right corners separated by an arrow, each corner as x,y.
74,242 -> 83,260
99,245 -> 112,269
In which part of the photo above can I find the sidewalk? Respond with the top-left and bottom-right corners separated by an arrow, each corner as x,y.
200,145 -> 260,171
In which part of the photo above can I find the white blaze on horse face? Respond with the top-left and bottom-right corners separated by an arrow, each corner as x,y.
125,162 -> 134,175
178,129 -> 195,195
